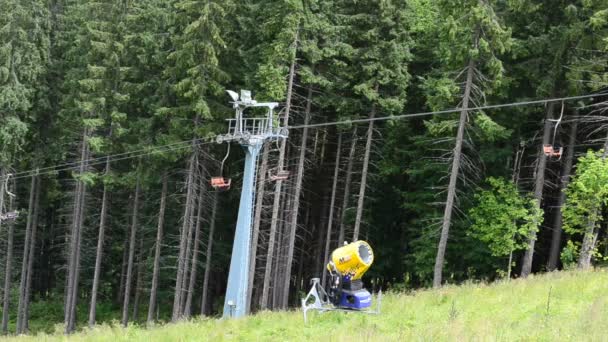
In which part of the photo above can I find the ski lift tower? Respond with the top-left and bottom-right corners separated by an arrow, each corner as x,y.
218,90 -> 287,318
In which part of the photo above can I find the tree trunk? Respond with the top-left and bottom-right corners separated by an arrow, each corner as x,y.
65,130 -> 89,333
179,179 -> 198,314
260,32 -> 297,310
172,151 -> 198,321
547,112 -> 578,270
20,176 -> 41,333
321,133 -> 342,287
577,133 -> 608,269
319,130 -> 328,166
337,129 -> 357,246
1,177 -> 15,334
89,157 -> 111,327
281,84 -> 312,308
16,174 -> 39,334
200,193 -> 218,315
433,58 -> 476,287
272,207 -> 287,309
121,175 -> 141,327
353,101 -> 376,241
117,232 -> 129,306
578,219 -> 597,270
247,144 -> 269,314
147,172 -> 168,324
521,103 -> 556,277
184,170 -> 206,317
295,231 -> 307,305
132,236 -> 144,321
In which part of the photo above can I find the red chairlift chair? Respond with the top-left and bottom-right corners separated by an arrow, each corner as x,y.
210,177 -> 231,191
543,101 -> 565,160
211,143 -> 232,191
269,169 -> 290,181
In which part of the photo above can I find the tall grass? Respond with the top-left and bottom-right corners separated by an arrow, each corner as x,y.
7,269 -> 608,341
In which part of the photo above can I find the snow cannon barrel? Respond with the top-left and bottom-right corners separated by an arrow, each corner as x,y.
328,240 -> 374,281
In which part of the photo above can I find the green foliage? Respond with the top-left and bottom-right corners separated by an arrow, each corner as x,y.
560,240 -> 580,270
2,0 -> 608,333
562,150 -> 608,235
468,177 -> 541,258
472,113 -> 511,142
0,0 -> 50,165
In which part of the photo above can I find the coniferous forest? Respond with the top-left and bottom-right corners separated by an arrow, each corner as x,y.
0,0 -> 607,335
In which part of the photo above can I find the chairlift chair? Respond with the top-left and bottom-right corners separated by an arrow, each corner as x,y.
269,169 -> 290,181
211,142 -> 232,191
210,177 -> 231,191
543,101 -> 565,160
0,210 -> 19,222
543,144 -> 563,159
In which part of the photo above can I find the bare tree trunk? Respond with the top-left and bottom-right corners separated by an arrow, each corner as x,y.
172,151 -> 197,321
337,129 -> 357,246
121,175 -> 141,327
179,182 -> 197,314
314,197 -> 328,276
184,171 -> 206,317
117,233 -> 129,305
319,130 -> 327,166
260,32 -> 297,310
1,177 -> 15,334
16,174 -> 39,334
273,211 -> 287,309
20,176 -> 41,333
577,133 -> 608,269
353,101 -> 376,241
547,113 -> 578,270
579,218 -> 599,269
295,234 -> 306,305
271,189 -> 291,310
65,130 -> 89,333
433,58 -> 475,288
147,172 -> 168,324
132,236 -> 144,321
321,133 -> 342,287
247,145 -> 268,314
521,103 -> 555,277
89,157 -> 111,327
200,193 -> 218,315
280,85 -> 312,308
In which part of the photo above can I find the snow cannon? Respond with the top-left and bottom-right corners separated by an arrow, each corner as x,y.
301,240 -> 381,322
328,240 -> 374,282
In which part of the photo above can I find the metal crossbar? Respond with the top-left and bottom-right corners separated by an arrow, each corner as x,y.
227,118 -> 271,136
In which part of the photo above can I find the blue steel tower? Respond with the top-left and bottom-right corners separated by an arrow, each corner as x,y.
218,90 -> 287,318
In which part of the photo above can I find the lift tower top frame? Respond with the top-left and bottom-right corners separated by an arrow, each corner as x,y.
220,90 -> 287,318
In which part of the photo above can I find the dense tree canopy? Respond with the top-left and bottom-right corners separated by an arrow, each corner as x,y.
0,0 -> 606,335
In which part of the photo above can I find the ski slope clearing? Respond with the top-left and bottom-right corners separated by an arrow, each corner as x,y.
8,270 -> 608,341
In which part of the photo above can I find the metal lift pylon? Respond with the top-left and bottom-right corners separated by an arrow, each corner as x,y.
219,90 -> 287,318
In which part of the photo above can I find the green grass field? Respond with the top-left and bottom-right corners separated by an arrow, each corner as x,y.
6,269 -> 608,341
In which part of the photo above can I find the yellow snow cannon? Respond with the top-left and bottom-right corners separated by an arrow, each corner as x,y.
327,240 -> 374,281
302,240 -> 381,322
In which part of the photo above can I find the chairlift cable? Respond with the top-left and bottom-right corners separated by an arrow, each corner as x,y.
3,92 -> 605,182
288,92 -> 605,130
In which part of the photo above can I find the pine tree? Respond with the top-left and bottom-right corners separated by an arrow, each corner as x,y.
428,0 -> 512,287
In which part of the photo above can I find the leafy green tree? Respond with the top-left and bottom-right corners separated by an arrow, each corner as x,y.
468,177 -> 541,278
563,150 -> 608,269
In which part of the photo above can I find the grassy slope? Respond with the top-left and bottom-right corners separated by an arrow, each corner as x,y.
7,270 -> 608,341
